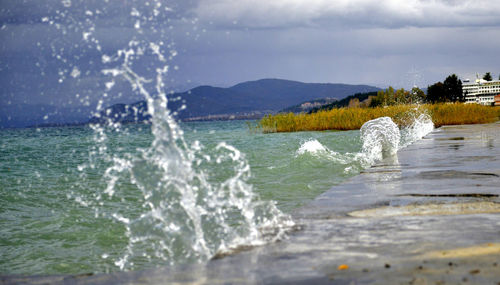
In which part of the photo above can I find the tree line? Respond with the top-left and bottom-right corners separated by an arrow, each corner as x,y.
369,72 -> 497,107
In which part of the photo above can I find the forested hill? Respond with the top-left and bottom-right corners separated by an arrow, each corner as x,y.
90,79 -> 380,123
309,91 -> 379,113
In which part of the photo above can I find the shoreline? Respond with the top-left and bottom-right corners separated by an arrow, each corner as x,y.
2,122 -> 500,284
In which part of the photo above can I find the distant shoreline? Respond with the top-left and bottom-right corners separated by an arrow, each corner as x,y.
18,114 -> 267,129
2,78 -> 380,129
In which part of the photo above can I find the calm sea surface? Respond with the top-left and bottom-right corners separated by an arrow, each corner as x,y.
0,120 -> 368,274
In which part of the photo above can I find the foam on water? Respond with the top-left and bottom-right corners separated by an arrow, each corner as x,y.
295,139 -> 354,165
296,139 -> 328,155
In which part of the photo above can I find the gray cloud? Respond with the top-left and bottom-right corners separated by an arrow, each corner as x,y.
1,0 -> 500,113
193,0 -> 500,29
0,0 -> 193,105
175,24 -> 500,87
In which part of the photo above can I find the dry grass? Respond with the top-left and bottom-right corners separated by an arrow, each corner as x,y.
259,104 -> 500,133
426,104 -> 500,127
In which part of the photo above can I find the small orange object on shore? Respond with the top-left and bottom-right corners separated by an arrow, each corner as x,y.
338,264 -> 349,270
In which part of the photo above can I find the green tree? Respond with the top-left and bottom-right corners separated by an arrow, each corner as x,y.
370,86 -> 425,106
369,94 -> 383,107
371,87 -> 395,107
410,87 -> 425,104
443,74 -> 463,102
384,86 -> 395,106
426,82 -> 445,103
395,88 -> 410,104
483,72 -> 492,81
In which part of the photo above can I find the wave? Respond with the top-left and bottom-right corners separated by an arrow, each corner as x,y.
296,139 -> 329,155
358,111 -> 434,167
358,116 -> 401,166
295,139 -> 355,165
295,111 -> 434,174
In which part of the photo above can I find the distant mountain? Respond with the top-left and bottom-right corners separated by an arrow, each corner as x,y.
90,79 -> 380,124
0,79 -> 381,128
0,104 -> 93,128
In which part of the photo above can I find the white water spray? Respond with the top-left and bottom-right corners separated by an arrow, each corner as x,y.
295,112 -> 434,174
53,1 -> 295,270
400,112 -> 434,148
359,116 -> 401,165
358,111 -> 434,167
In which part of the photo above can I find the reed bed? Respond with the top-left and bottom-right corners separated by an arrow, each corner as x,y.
260,104 -> 500,133
426,104 -> 500,127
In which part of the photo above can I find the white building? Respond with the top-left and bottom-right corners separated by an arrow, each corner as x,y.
463,78 -> 500,105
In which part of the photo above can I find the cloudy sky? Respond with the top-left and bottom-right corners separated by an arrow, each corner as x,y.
1,0 -> 500,108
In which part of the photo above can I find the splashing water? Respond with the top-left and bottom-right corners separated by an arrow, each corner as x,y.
359,116 -> 401,166
400,112 -> 434,148
42,1 -> 295,271
295,112 -> 434,174
95,129 -> 293,270
358,112 -> 434,167
30,0 -> 435,272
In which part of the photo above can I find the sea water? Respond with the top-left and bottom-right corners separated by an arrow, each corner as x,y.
0,116 -> 433,274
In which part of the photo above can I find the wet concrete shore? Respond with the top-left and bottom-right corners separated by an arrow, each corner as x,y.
3,122 -> 500,284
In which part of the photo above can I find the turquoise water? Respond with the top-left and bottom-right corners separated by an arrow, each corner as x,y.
0,121 -> 367,274
183,121 -> 363,211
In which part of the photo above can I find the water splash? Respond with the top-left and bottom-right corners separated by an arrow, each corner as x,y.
303,111 -> 435,174
358,116 -> 401,166
400,111 -> 434,148
58,1 -> 294,271
98,132 -> 292,269
357,111 -> 434,167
